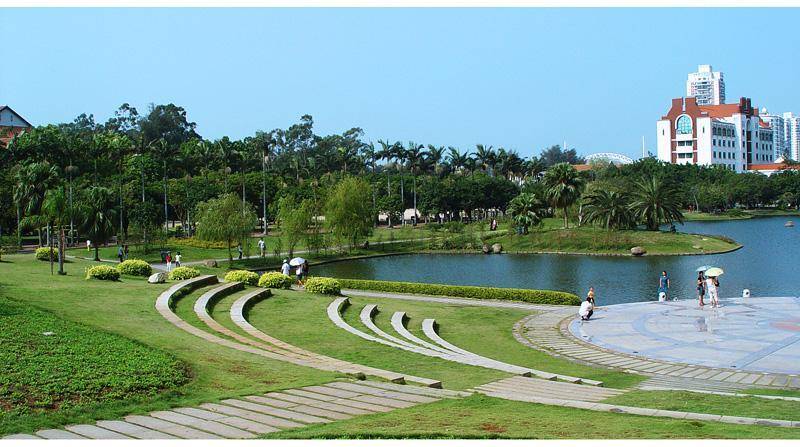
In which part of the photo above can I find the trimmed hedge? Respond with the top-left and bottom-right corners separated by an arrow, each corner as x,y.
168,266 -> 200,281
85,265 -> 121,281
304,277 -> 341,295
117,259 -> 152,277
337,278 -> 580,306
35,247 -> 57,261
258,272 -> 293,289
224,270 -> 260,285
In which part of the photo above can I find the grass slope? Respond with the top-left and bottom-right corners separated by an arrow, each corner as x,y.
489,218 -> 738,255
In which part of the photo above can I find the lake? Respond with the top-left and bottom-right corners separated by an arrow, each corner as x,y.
313,216 -> 799,305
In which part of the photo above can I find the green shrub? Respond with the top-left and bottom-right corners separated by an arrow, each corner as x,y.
258,271 -> 293,289
304,277 -> 341,295
224,269 -> 259,285
85,265 -> 121,281
167,236 -> 227,249
35,247 -> 56,261
337,278 -> 580,306
117,259 -> 153,276
168,266 -> 201,281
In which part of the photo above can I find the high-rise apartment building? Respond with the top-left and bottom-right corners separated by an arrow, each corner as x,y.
686,65 -> 726,106
760,108 -> 785,159
783,112 -> 800,161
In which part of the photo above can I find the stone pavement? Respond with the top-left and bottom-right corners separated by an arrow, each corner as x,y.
472,377 -> 800,429
3,380 -> 467,439
514,300 -> 800,392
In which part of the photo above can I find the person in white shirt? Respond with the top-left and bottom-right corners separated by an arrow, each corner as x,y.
706,276 -> 720,308
579,298 -> 594,321
281,259 -> 291,277
258,239 -> 265,257
175,252 -> 182,267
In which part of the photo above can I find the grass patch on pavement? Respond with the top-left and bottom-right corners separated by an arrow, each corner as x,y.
264,394 -> 798,439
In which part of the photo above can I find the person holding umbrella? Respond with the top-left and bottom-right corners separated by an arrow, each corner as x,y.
696,265 -> 712,308
704,267 -> 724,308
289,257 -> 307,286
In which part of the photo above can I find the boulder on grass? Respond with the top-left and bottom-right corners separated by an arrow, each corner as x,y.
148,272 -> 167,284
204,259 -> 218,268
491,243 -> 503,254
630,246 -> 647,256
482,244 -> 491,254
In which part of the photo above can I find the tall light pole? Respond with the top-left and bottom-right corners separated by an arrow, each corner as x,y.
262,152 -> 269,235
65,164 -> 78,246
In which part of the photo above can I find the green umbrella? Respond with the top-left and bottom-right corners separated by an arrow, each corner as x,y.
705,267 -> 724,277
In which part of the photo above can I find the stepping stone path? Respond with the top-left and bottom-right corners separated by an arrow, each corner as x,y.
473,377 -> 800,429
3,380 -> 468,439
513,308 -> 800,393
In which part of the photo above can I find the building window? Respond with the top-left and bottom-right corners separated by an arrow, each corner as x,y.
676,115 -> 692,135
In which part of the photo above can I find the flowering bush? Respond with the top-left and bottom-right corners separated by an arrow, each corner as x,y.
35,247 -> 57,261
304,277 -> 341,295
258,272 -> 293,289
224,270 -> 260,285
85,265 -> 121,281
117,259 -> 152,276
168,266 -> 201,281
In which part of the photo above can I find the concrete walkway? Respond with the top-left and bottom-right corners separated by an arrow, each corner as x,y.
3,380 -> 465,439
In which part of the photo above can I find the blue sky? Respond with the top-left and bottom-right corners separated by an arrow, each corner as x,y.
1,8 -> 798,159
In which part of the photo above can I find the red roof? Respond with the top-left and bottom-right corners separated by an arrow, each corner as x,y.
698,104 -> 742,118
759,119 -> 770,128
749,163 -> 800,171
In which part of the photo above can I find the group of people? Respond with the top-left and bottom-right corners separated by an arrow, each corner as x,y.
697,271 -> 721,308
165,251 -> 182,271
281,258 -> 309,286
579,287 -> 596,321
115,244 -> 130,262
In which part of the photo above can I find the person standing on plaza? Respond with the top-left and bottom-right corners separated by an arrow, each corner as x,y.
658,271 -> 670,301
165,253 -> 172,272
706,275 -> 719,308
696,272 -> 706,307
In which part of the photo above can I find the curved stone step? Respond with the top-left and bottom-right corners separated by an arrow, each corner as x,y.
326,297 -> 442,388
360,305 -> 447,356
230,291 -> 415,385
390,311 -> 460,356
420,318 -> 567,382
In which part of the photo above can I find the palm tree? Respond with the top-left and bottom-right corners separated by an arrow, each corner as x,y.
474,144 -> 495,175
507,193 -> 545,234
446,146 -> 469,174
583,190 -> 635,230
405,141 -> 425,223
629,175 -> 684,231
15,162 -> 58,246
149,138 -> 177,231
40,187 -> 69,275
78,186 -> 118,261
378,139 -> 398,227
543,162 -> 585,229
426,144 -> 446,176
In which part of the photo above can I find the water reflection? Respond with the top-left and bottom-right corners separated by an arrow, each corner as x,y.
315,216 -> 799,305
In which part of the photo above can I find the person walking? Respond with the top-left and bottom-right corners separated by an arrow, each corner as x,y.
579,297 -> 594,321
123,244 -> 129,260
175,251 -> 182,267
165,253 -> 172,272
296,262 -> 305,286
696,272 -> 706,307
237,243 -> 243,260
117,245 -> 124,263
281,259 -> 291,277
658,271 -> 670,301
258,238 -> 265,258
706,275 -> 719,308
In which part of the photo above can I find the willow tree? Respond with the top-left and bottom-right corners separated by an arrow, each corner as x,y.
195,193 -> 256,262
325,177 -> 373,250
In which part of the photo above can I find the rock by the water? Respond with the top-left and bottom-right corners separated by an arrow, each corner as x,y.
630,246 -> 646,256
786,221 -> 795,227
482,244 -> 491,254
148,272 -> 167,284
491,243 -> 503,254
204,259 -> 218,268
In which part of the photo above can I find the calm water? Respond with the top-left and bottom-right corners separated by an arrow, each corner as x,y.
314,216 -> 799,305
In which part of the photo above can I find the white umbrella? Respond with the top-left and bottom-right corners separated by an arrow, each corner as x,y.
289,257 -> 306,267
696,265 -> 713,272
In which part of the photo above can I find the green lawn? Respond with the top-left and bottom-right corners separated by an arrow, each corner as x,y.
0,254 -> 336,436
604,390 -> 800,423
264,394 -> 797,439
488,218 -> 739,256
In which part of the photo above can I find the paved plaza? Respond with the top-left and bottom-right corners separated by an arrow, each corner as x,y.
569,297 -> 800,375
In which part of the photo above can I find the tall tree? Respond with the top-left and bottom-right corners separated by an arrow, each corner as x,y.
583,190 -> 635,230
325,177 -> 373,250
543,163 -> 585,228
629,175 -> 684,231
195,193 -> 257,262
78,186 -> 118,261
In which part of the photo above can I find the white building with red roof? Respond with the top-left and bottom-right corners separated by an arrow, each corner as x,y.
656,97 -> 775,173
0,105 -> 32,148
